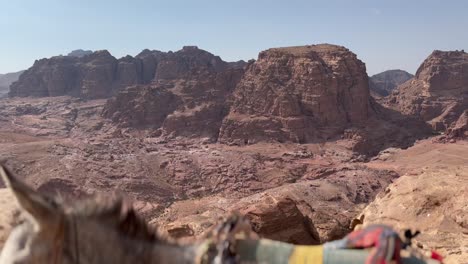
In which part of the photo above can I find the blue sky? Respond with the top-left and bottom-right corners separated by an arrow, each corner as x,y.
0,0 -> 467,75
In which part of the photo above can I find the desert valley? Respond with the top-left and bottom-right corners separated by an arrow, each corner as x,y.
0,44 -> 466,263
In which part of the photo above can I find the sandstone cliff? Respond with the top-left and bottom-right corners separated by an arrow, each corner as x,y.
102,44 -> 429,155
387,50 -> 468,133
103,46 -> 245,139
9,49 -> 166,99
369,69 -> 413,97
219,44 -> 371,144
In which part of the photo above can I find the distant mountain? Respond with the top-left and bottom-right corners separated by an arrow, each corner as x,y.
0,70 -> 24,98
67,49 -> 93,58
369,69 -> 413,96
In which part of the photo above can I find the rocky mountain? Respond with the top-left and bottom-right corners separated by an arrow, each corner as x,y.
387,50 -> 468,136
67,49 -> 93,58
103,46 -> 245,139
8,47 -> 245,102
102,44 -> 430,156
9,49 -> 167,99
369,69 -> 413,97
219,44 -> 371,145
0,70 -> 24,98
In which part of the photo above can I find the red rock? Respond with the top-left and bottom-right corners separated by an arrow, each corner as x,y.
219,44 -> 371,144
386,50 -> 468,133
103,46 -> 244,139
102,85 -> 181,128
9,50 -> 166,99
236,196 -> 320,245
446,110 -> 468,140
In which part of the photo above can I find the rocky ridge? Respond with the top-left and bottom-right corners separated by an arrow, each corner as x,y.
387,50 -> 468,135
9,49 -> 166,99
102,46 -> 245,139
102,44 -> 431,156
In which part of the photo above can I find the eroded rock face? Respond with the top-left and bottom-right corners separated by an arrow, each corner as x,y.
103,85 -> 181,128
103,44 -> 426,155
387,50 -> 468,133
446,110 -> 468,139
236,196 -> 320,245
369,69 -> 413,97
219,44 -> 371,144
360,168 -> 468,264
103,46 -> 245,139
9,50 -> 166,99
156,165 -> 398,244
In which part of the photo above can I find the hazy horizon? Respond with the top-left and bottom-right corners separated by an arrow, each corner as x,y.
1,0 -> 467,75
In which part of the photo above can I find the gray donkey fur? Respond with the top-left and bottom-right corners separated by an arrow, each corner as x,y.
0,165 -> 237,264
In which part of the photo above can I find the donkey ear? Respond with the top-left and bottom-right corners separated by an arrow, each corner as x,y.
0,165 -> 58,224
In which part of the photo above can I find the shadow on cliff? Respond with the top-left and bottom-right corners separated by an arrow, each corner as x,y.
348,98 -> 434,157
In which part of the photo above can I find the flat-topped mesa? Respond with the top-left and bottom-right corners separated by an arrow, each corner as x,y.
9,49 -> 166,99
218,44 -> 371,144
388,49 -> 468,132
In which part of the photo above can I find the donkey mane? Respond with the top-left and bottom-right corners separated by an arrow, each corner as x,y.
63,196 -> 162,242
2,164 -> 166,243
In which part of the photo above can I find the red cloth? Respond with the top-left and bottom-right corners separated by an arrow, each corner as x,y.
344,225 -> 402,264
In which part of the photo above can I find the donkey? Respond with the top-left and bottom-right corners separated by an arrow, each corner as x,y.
0,165 -> 244,264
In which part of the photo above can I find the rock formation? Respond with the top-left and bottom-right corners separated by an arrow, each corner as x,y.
103,46 -> 245,139
446,110 -> 468,139
219,44 -> 371,145
360,167 -> 468,264
157,164 -> 398,244
103,44 -> 428,156
387,50 -> 468,133
9,49 -> 166,99
369,69 -> 413,97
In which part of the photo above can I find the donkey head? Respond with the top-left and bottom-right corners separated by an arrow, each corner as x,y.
0,165 -> 191,264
